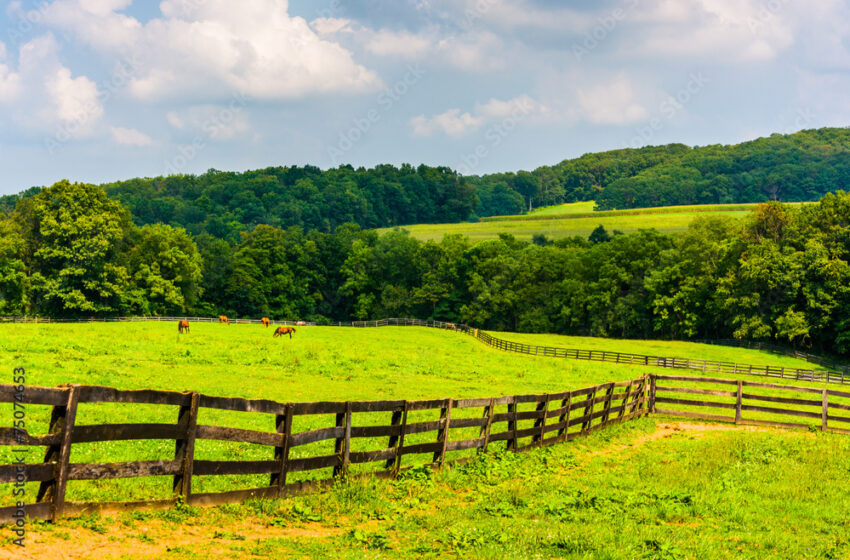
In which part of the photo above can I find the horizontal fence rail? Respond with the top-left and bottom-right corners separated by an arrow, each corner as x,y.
2,315 -> 847,384
2,373 -> 848,523
0,377 -> 651,522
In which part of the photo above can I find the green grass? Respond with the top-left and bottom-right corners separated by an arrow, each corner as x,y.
0,323 -> 841,506
378,201 -> 810,242
14,417 -> 850,559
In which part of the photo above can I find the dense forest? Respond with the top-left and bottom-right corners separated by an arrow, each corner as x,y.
3,129 -> 850,240
2,180 -> 850,357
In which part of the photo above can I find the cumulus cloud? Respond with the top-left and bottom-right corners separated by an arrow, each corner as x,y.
366,29 -> 433,58
0,34 -> 103,137
575,75 -> 649,125
110,126 -> 153,146
411,94 -> 549,137
41,0 -> 382,101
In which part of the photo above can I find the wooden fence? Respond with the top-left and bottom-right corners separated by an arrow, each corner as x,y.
651,374 -> 850,434
2,373 -> 849,523
343,318 -> 849,385
0,375 -> 651,522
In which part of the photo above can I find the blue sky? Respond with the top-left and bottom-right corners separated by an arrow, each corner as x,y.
0,0 -> 848,195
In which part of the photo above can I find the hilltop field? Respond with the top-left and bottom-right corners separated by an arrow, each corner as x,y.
378,201 -> 810,242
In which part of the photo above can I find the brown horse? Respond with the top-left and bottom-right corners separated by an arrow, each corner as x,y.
261,317 -> 270,327
273,326 -> 296,339
178,320 -> 190,334
219,315 -> 229,325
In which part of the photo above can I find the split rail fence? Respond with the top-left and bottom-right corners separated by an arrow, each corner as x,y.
2,373 -> 850,523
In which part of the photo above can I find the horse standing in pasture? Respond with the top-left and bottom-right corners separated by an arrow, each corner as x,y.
295,321 -> 306,326
219,315 -> 230,325
178,320 -> 190,334
261,317 -> 270,327
273,326 -> 296,339
445,322 -> 456,331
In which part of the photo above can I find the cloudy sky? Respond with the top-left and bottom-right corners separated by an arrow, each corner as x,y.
0,0 -> 848,194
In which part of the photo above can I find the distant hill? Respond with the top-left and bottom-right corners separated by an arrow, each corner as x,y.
2,128 -> 849,239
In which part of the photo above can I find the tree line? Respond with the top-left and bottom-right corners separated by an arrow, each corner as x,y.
2,180 -> 850,357
4,129 -> 849,239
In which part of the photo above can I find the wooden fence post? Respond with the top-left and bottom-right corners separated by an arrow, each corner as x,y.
334,402 -> 352,478
271,404 -> 292,493
649,376 -> 657,414
173,392 -> 200,502
822,389 -> 829,431
618,381 -> 633,421
506,396 -> 518,451
433,399 -> 453,465
600,383 -> 615,425
36,385 -> 79,521
735,381 -> 743,425
386,402 -> 408,475
558,393 -> 572,442
532,395 -> 549,446
581,388 -> 596,434
479,398 -> 495,453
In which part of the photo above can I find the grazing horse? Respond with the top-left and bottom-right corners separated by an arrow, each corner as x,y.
273,326 -> 296,339
295,321 -> 306,326
445,322 -> 456,331
261,317 -> 270,327
178,320 -> 190,334
219,315 -> 229,325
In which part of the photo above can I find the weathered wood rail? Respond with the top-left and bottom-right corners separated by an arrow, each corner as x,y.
2,315 -> 847,384
0,376 -> 652,522
2,373 -> 848,523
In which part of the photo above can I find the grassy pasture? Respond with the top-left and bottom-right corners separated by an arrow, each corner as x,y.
378,201 -> 810,242
0,322 -> 840,506
9,417 -> 850,559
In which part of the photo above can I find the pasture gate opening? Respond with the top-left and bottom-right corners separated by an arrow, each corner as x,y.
1,374 -> 849,523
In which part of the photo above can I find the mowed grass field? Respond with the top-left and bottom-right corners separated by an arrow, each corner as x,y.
378,201 -> 809,242
9,417 -> 850,559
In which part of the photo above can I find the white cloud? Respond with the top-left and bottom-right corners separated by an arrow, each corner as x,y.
166,111 -> 184,129
110,126 -> 153,146
42,0 -> 382,101
366,29 -> 433,58
576,76 -> 649,125
476,94 -> 548,119
0,34 -> 103,136
412,109 -> 483,137
412,94 -> 549,137
311,17 -> 352,35
632,0 -> 794,61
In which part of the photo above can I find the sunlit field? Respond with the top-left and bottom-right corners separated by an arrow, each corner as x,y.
379,201 -> 810,242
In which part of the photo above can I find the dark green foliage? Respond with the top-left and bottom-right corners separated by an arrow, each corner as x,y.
100,164 -> 477,238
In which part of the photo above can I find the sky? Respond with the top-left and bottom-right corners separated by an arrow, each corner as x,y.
0,0 -> 848,195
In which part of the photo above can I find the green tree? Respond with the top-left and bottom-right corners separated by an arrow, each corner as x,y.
16,181 -> 133,316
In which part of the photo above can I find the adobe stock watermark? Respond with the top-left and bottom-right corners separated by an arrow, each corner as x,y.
747,0 -> 791,36
456,97 -> 537,175
45,54 -> 144,155
572,0 -> 639,61
629,72 -> 710,148
326,65 -> 426,165
163,92 -> 250,175
5,1 -> 50,47
11,367 -> 28,547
